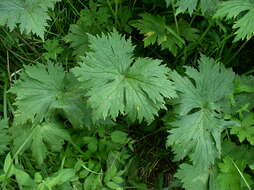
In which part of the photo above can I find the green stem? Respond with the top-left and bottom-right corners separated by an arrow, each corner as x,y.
66,0 -> 80,16
190,15 -> 196,27
106,0 -> 120,27
198,22 -> 212,43
2,127 -> 36,189
230,158 -> 251,190
172,1 -> 179,34
225,40 -> 248,65
3,79 -> 8,120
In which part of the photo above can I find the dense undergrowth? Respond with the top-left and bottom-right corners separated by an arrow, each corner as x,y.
0,0 -> 254,189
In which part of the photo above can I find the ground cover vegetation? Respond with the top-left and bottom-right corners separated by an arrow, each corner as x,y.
0,0 -> 254,189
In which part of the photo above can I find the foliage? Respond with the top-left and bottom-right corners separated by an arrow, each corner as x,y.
0,0 -> 60,39
214,0 -> 254,41
166,0 -> 218,15
72,31 -> 176,122
9,63 -> 90,127
0,0 -> 254,189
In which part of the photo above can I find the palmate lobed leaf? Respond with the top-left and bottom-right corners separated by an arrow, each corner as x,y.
72,31 -> 177,123
0,0 -> 60,39
167,55 -> 235,189
9,63 -> 90,128
214,0 -> 254,41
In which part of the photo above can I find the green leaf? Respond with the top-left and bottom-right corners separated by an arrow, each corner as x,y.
111,131 -> 128,144
0,119 -> 11,155
131,13 -> 185,56
230,113 -> 254,145
218,156 -> 253,190
14,169 -> 36,189
3,153 -> 15,177
11,122 -> 71,164
64,2 -> 112,57
214,0 -> 254,41
43,39 -> 64,60
222,141 -> 254,166
168,110 -> 225,167
175,164 -> 209,190
165,0 -> 173,7
72,31 -> 176,123
0,0 -> 60,39
167,55 -> 235,168
234,75 -> 254,94
10,63 -> 90,127
43,169 -> 75,188
175,0 -> 218,15
106,181 -> 122,190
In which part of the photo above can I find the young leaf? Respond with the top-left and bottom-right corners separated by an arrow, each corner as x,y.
11,122 -> 71,165
0,119 -> 11,155
230,113 -> 254,145
214,0 -> 254,41
9,63 -> 90,127
43,39 -> 64,60
0,0 -> 60,39
72,31 -> 176,123
167,55 -> 235,168
131,13 -> 185,56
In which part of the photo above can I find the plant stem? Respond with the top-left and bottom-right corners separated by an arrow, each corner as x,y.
225,40 -> 248,65
172,1 -> 179,34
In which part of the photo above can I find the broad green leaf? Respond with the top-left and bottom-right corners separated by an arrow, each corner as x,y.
218,156 -> 253,190
0,0 -> 60,39
214,0 -> 254,41
72,31 -> 176,123
10,63 -> 90,127
0,119 -> 11,155
131,13 -> 185,56
11,122 -> 71,164
230,113 -> 254,145
167,55 -> 235,168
